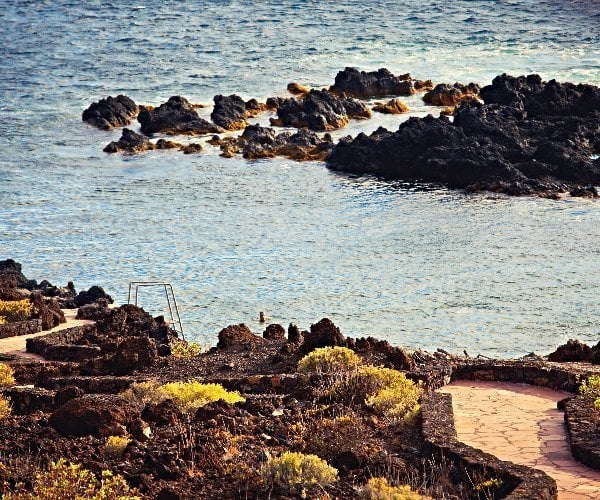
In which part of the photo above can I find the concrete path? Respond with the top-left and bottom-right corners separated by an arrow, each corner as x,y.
440,380 -> 600,499
0,309 -> 94,360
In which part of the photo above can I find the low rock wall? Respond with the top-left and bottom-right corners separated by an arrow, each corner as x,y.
422,392 -> 557,499
0,319 -> 42,338
564,396 -> 600,470
26,325 -> 93,355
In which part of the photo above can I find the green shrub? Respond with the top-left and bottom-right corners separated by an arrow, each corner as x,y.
157,380 -> 245,413
171,341 -> 202,358
297,346 -> 362,374
0,395 -> 11,420
3,458 -> 140,499
104,435 -> 130,459
0,363 -> 16,388
361,477 -> 429,499
579,375 -> 600,410
0,299 -> 33,323
122,380 -> 245,414
263,451 -> 337,492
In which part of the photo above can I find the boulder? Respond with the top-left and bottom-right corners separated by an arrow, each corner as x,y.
76,298 -> 111,321
0,259 -> 27,289
263,324 -> 286,340
211,94 -> 266,131
330,67 -> 433,98
142,399 -> 181,426
217,324 -> 263,349
270,89 -> 371,131
105,336 -> 158,375
82,95 -> 138,129
74,285 -> 114,307
548,339 -> 591,362
287,82 -> 310,95
372,98 -> 409,114
423,82 -> 480,106
49,394 -> 144,437
300,318 -> 345,353
30,293 -> 65,330
137,96 -> 223,135
95,304 -> 173,345
287,324 -> 303,344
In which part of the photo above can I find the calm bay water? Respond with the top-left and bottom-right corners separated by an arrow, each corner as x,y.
0,0 -> 598,356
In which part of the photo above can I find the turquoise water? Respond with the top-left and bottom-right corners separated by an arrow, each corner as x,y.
1,1 -> 599,356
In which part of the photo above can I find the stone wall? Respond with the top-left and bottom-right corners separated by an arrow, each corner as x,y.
0,319 -> 42,339
564,396 -> 600,470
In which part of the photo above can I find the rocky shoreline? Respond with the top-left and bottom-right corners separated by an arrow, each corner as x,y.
84,68 -> 599,198
0,259 -> 599,498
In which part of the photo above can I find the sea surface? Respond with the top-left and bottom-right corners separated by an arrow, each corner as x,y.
1,0 -> 599,356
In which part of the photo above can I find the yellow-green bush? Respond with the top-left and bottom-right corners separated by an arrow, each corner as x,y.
360,477 -> 429,499
3,458 -> 140,499
0,363 -> 15,388
263,451 -> 337,492
171,341 -> 202,358
0,316 -> 5,325
0,299 -> 33,323
104,435 -> 130,459
122,380 -> 245,414
297,346 -> 362,374
0,395 -> 11,420
579,375 -> 600,410
157,380 -> 245,413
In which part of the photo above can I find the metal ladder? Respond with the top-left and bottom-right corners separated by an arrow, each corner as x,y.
127,281 -> 185,340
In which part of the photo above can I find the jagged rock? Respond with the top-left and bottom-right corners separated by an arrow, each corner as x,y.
181,143 -> 203,154
327,75 -> 600,196
287,82 -> 310,95
49,394 -> 145,437
548,340 -> 591,362
270,89 -> 371,131
82,95 -> 138,129
30,292 -> 65,330
137,96 -> 223,135
0,259 -> 28,289
95,304 -> 173,345
372,98 -> 409,114
263,324 -> 286,340
211,94 -> 266,131
142,399 -> 181,426
287,324 -> 302,344
104,128 -> 157,153
300,318 -> 345,353
570,186 -> 598,198
74,285 -> 113,307
423,82 -> 480,106
220,124 -> 334,161
330,67 -> 433,98
76,298 -> 111,321
217,324 -> 263,349
107,336 -> 158,374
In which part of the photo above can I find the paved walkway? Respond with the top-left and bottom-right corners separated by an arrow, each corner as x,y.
0,309 -> 94,360
440,380 -> 600,499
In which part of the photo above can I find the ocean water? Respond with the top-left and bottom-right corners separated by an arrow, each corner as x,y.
0,0 -> 598,357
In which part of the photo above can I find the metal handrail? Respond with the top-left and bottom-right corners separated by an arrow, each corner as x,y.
127,281 -> 185,340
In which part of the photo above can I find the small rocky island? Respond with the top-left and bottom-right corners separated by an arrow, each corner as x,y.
84,68 -> 600,199
1,259 -> 600,498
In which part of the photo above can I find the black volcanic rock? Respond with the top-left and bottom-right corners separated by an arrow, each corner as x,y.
423,82 -> 480,106
82,95 -> 139,130
330,67 -> 433,98
74,285 -> 114,307
327,75 -> 600,196
211,94 -> 266,131
271,89 -> 371,131
137,96 -> 223,135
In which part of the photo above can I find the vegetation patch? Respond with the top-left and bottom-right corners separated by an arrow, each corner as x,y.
104,435 -> 130,459
263,451 -> 337,493
170,340 -> 202,358
360,477 -> 430,499
297,346 -> 362,374
0,363 -> 16,388
579,375 -> 600,410
0,299 -> 33,323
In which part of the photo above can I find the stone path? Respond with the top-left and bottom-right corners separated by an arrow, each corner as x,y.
0,309 -> 94,360
440,380 -> 600,499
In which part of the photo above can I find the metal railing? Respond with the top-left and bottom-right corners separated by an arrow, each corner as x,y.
127,281 -> 184,340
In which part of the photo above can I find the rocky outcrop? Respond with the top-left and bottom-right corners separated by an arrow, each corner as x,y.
137,96 -> 223,135
217,324 -> 263,350
82,95 -> 138,130
0,259 -> 28,289
211,94 -> 266,131
73,285 -> 114,307
103,128 -> 179,153
263,324 -> 286,340
330,67 -> 433,98
270,89 -> 371,131
423,82 -> 480,106
218,124 -> 334,161
300,318 -> 345,353
548,340 -> 592,363
30,292 -> 65,330
287,82 -> 310,95
49,394 -> 145,437
328,74 -> 600,196
372,98 -> 409,114
95,305 -> 174,346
